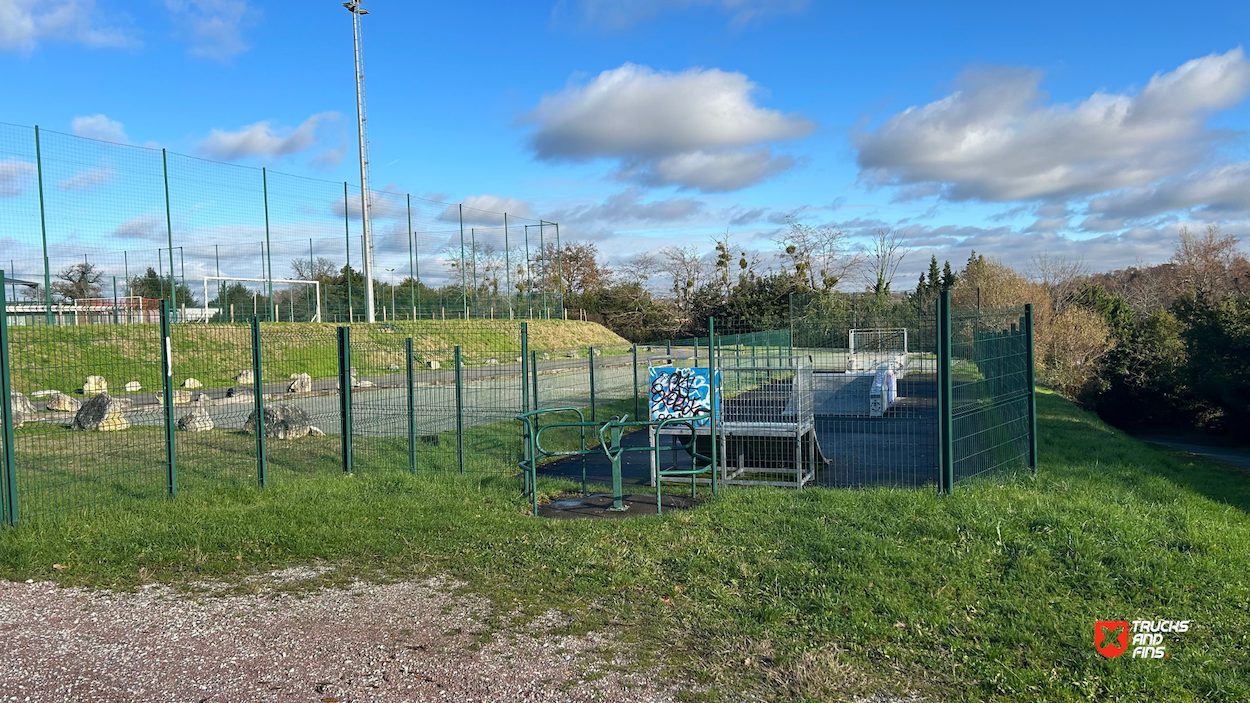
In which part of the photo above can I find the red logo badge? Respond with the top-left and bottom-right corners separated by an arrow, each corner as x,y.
1095,621 -> 1129,658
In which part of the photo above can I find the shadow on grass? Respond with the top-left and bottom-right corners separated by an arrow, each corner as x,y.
1034,389 -> 1250,516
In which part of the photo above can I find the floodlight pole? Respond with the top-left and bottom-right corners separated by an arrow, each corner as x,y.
345,0 -> 377,323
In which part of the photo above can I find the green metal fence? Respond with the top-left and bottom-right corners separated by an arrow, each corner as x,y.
945,296 -> 1037,486
0,279 -> 1038,525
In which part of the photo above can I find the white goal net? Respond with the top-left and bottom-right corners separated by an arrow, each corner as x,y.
847,328 -> 908,373
201,276 -> 322,323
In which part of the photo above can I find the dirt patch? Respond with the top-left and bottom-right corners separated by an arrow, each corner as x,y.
0,576 -> 677,702
538,492 -> 699,519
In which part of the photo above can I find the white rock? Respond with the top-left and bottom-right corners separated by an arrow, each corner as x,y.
176,406 -> 214,432
82,376 -> 107,395
123,381 -> 142,392
181,378 -> 203,390
288,373 -> 313,394
233,370 -> 254,385
426,360 -> 440,370
45,391 -> 81,413
308,426 -> 326,437
30,390 -> 55,398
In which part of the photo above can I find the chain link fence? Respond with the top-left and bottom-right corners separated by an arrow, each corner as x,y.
0,121 -> 566,329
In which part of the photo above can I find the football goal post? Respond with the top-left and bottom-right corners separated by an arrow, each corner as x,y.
202,276 -> 322,323
847,328 -> 908,372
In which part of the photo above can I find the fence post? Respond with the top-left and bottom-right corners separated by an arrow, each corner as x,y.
337,326 -> 353,474
406,337 -> 416,473
251,316 -> 267,487
454,346 -> 464,474
937,291 -> 953,494
632,344 -> 640,420
34,128 -> 53,326
0,272 -> 18,526
1024,303 -> 1038,473
160,301 -> 177,497
531,350 -> 540,411
588,346 -> 597,422
708,317 -> 718,496
520,323 -> 529,414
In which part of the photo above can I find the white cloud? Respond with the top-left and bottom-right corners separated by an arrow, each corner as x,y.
622,149 -> 797,193
308,144 -> 346,171
0,159 -> 36,197
523,63 -> 813,192
164,0 -> 254,61
1088,162 -> 1250,219
0,0 -> 133,51
558,0 -> 807,30
854,49 -> 1250,203
560,188 -> 704,224
442,195 -> 537,225
198,113 -> 339,161
71,114 -> 129,143
57,165 -> 115,190
112,213 -> 166,240
332,189 -> 410,221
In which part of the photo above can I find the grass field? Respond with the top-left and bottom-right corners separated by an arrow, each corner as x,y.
6,318 -> 632,396
1,390 -> 1248,702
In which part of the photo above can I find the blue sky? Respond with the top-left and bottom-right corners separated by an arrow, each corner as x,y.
4,0 -> 1250,288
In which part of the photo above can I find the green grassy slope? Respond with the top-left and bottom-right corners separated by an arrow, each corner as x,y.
6,319 -> 630,395
1,390 -> 1247,701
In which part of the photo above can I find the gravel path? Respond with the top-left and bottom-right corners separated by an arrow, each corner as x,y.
0,574 -> 678,702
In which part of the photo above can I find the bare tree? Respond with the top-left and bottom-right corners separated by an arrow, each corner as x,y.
860,228 -> 908,296
53,261 -> 103,301
659,246 -> 707,311
775,216 -> 858,290
617,252 -> 661,285
1172,224 -> 1241,300
1027,252 -> 1089,311
291,256 -> 339,282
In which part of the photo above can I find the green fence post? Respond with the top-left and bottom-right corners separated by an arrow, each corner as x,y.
937,291 -> 953,493
251,316 -> 267,487
161,150 -> 177,318
34,128 -> 53,326
343,182 -> 354,322
160,301 -> 177,497
262,168 -> 274,320
1024,303 -> 1038,473
0,272 -> 18,526
337,326 -> 353,474
632,344 -> 640,419
454,346 -> 464,474
531,350 -> 540,411
708,317 -> 718,496
588,346 -> 597,422
520,323 -> 529,414
406,337 -> 417,473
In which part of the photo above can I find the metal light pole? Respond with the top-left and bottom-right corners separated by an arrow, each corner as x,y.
344,0 -> 377,323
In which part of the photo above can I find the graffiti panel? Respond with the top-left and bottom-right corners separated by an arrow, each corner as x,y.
648,367 -> 720,426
